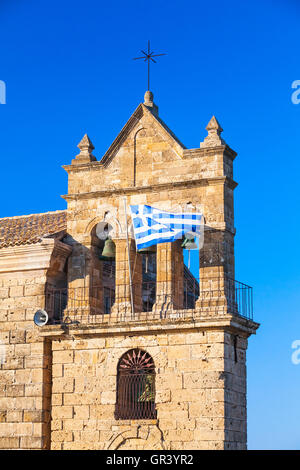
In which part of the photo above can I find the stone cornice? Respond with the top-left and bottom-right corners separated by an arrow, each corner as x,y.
62,161 -> 103,173
183,145 -> 237,160
39,314 -> 259,340
61,176 -> 238,202
0,238 -> 72,274
63,143 -> 237,175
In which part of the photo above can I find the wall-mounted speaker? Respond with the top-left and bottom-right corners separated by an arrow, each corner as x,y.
33,309 -> 48,327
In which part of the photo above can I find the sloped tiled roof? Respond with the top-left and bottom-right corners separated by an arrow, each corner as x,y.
0,210 -> 67,249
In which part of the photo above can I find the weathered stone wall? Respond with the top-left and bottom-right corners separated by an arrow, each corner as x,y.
0,270 -> 51,450
0,95 -> 258,450
64,182 -> 234,301
63,105 -> 236,310
224,334 -> 248,450
66,105 -> 235,195
49,328 -> 246,450
0,239 -> 71,449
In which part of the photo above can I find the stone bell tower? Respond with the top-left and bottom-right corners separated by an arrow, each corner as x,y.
37,90 -> 259,450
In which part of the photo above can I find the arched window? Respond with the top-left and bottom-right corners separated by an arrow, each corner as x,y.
115,349 -> 157,420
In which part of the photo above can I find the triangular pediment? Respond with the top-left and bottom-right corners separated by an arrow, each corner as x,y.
100,103 -> 186,167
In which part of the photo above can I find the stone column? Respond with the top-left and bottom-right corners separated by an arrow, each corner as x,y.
196,229 -> 235,316
152,240 -> 184,316
111,238 -> 143,319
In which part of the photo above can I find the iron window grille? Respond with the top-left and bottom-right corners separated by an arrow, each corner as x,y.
115,349 -> 157,420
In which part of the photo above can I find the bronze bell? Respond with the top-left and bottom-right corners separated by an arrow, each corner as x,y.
100,238 -> 116,259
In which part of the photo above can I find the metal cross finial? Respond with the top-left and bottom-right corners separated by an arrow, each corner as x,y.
133,40 -> 166,91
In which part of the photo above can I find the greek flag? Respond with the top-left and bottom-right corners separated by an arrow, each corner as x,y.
130,205 -> 203,250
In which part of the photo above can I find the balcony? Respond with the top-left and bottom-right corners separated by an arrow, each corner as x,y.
45,277 -> 253,326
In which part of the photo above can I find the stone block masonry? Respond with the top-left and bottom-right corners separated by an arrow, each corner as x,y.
0,272 -> 52,449
44,324 -> 251,450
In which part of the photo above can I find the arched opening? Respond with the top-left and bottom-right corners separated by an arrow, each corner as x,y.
182,234 -> 200,309
90,222 -> 116,314
115,349 -> 157,420
140,246 -> 157,311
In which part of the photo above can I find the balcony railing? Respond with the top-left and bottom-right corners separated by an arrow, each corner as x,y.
45,277 -> 253,325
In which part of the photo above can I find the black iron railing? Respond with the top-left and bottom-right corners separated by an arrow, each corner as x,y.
45,277 -> 253,325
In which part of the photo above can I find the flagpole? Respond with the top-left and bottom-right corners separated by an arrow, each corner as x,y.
123,197 -> 135,317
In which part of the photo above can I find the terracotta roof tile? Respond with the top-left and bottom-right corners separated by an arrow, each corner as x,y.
0,210 -> 67,249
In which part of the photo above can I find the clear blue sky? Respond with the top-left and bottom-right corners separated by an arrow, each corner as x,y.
1,0 -> 300,449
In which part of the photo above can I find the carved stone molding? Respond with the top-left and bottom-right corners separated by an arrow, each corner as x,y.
0,238 -> 72,274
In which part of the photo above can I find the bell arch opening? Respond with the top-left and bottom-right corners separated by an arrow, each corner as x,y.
140,245 -> 157,312
90,222 -> 116,315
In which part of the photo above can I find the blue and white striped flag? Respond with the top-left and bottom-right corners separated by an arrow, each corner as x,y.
130,205 -> 203,251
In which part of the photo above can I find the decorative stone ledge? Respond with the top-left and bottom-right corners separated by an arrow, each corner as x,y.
0,238 -> 72,273
39,314 -> 259,340
61,176 -> 238,201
